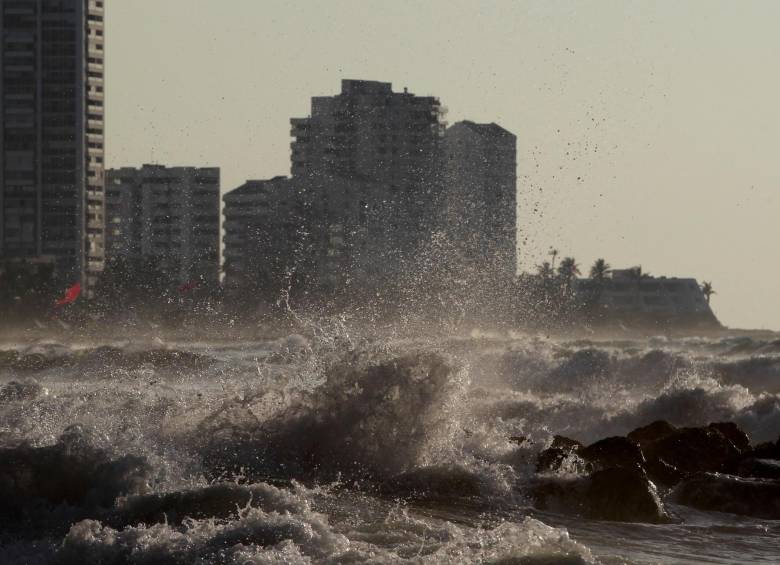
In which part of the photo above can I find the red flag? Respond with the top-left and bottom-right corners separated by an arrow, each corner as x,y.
54,282 -> 81,308
177,281 -> 199,294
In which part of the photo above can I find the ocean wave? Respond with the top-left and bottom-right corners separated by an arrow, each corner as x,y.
1,332 -> 778,562
0,424 -> 151,535
0,344 -> 215,376
54,505 -> 594,565
199,350 -> 468,482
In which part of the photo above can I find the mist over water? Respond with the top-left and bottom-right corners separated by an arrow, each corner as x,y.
1,323 -> 779,564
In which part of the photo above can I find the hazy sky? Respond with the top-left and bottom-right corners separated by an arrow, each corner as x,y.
106,1 -> 780,330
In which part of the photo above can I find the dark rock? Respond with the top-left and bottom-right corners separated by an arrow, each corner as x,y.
645,456 -> 684,487
627,420 -> 676,448
674,473 -> 780,519
643,426 -> 740,476
536,436 -> 583,474
580,436 -> 645,471
750,439 -> 780,460
550,435 -> 583,451
707,422 -> 750,453
531,467 -> 671,524
536,448 -> 572,474
726,458 -> 780,480
584,467 -> 671,523
530,475 -> 587,517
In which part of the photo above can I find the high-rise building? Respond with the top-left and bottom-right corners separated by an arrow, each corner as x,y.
222,173 -> 386,301
290,79 -> 445,185
223,81 -> 518,307
0,0 -> 106,289
222,176 -> 303,298
442,121 -> 517,277
105,165 -> 220,286
289,79 -> 447,289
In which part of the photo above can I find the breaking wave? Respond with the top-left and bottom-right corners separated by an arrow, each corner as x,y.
1,330 -> 779,563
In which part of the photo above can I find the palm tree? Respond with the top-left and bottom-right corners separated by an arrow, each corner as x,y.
589,258 -> 611,282
548,248 -> 559,270
536,261 -> 554,280
584,258 -> 610,321
700,281 -> 715,304
557,257 -> 581,293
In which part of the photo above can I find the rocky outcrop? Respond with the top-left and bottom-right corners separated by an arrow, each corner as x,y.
531,419 -> 779,523
749,437 -> 780,460
725,458 -> 780,480
531,467 -> 671,524
626,420 -> 676,448
642,425 -> 742,476
580,436 -> 645,471
674,473 -> 780,520
536,436 -> 584,474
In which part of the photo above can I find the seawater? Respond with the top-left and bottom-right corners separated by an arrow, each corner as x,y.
0,328 -> 779,564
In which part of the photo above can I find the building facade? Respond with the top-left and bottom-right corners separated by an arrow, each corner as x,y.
222,80 -> 519,307
576,269 -> 719,327
290,79 -> 445,185
223,173 -> 390,302
0,0 -> 105,288
222,176 -> 302,298
105,165 -> 220,286
287,79 -> 448,293
442,121 -> 517,278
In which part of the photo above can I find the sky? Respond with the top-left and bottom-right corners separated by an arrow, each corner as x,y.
106,0 -> 780,330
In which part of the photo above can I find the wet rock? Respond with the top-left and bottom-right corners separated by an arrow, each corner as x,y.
529,477 -> 584,515
380,466 -> 481,501
551,435 -> 583,451
643,426 -> 740,476
726,458 -> 780,480
536,449 -> 569,474
645,456 -> 684,487
531,467 -> 671,524
580,436 -> 645,471
583,467 -> 670,523
674,473 -> 780,520
536,436 -> 583,474
627,420 -> 676,448
707,422 -> 750,453
750,438 -> 780,460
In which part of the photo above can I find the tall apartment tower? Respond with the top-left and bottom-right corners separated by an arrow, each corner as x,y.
443,121 -> 517,277
105,165 -> 220,286
222,176 -> 303,298
289,80 -> 447,287
290,80 -> 445,185
0,0 -> 106,288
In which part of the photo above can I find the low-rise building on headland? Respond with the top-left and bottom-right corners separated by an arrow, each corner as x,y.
576,269 -> 719,328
